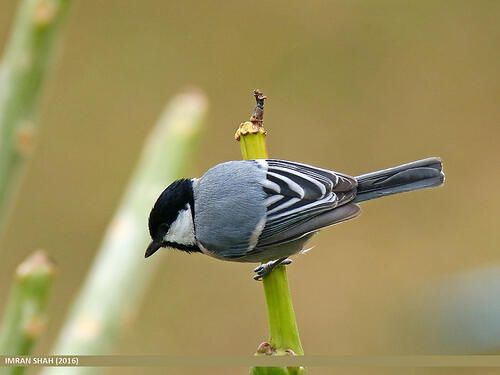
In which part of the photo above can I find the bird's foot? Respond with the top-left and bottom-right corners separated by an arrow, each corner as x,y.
253,257 -> 292,281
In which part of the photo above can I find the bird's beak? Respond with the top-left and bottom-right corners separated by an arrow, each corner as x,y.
145,240 -> 162,258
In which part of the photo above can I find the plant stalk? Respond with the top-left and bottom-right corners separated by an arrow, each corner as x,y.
0,0 -> 73,228
236,90 -> 304,375
0,250 -> 56,375
40,89 -> 207,375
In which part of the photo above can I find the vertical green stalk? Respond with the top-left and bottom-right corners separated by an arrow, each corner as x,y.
40,89 -> 207,375
262,266 -> 303,355
0,0 -> 72,226
236,90 -> 304,375
0,250 -> 56,375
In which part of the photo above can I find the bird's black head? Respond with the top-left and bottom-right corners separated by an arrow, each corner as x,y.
146,178 -> 199,258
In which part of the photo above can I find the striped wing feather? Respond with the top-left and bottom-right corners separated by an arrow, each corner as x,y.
256,160 -> 357,248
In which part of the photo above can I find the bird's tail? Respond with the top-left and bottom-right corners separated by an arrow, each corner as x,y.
353,157 -> 444,203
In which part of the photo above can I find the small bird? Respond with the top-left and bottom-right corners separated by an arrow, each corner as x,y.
146,157 -> 444,279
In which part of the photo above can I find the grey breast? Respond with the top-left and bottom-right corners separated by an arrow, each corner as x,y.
193,160 -> 267,258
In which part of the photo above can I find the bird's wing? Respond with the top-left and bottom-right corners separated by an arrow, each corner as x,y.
255,159 -> 358,248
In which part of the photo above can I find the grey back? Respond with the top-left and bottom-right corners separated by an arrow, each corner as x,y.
193,160 -> 267,258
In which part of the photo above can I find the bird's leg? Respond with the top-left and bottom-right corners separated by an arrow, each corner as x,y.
253,257 -> 292,281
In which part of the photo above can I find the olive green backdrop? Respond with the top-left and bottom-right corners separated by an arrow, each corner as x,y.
0,0 -> 499,374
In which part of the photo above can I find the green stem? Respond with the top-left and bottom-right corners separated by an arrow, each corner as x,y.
0,0 -> 73,227
0,250 -> 55,375
237,90 -> 304,375
40,90 -> 207,375
262,267 -> 303,355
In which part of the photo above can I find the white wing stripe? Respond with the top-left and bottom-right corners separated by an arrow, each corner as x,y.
268,166 -> 327,196
267,197 -> 301,215
267,171 -> 305,198
268,159 -> 338,176
267,193 -> 338,221
262,179 -> 281,194
267,160 -> 339,184
264,194 -> 284,207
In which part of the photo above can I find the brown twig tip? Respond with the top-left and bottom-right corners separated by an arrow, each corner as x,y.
234,89 -> 268,141
253,89 -> 267,102
251,89 -> 267,123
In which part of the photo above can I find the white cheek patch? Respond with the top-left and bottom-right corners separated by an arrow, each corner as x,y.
164,205 -> 196,246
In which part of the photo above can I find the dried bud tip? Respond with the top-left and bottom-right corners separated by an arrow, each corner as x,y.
253,89 -> 267,102
251,89 -> 267,123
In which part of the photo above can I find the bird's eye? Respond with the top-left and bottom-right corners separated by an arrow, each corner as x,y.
159,223 -> 169,233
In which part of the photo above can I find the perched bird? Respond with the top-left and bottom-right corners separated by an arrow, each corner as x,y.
146,157 -> 444,279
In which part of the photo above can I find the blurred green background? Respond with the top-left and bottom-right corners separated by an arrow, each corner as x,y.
0,0 -> 499,374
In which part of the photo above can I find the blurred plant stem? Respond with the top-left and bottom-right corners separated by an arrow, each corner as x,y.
236,90 -> 304,375
0,250 -> 55,375
40,90 -> 207,375
0,0 -> 72,229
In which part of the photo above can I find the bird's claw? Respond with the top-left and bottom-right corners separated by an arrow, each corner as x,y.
253,258 -> 292,281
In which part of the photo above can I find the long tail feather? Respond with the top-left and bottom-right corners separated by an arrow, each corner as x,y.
353,157 -> 444,203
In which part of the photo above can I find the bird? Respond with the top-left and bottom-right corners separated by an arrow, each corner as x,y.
146,157 -> 444,279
